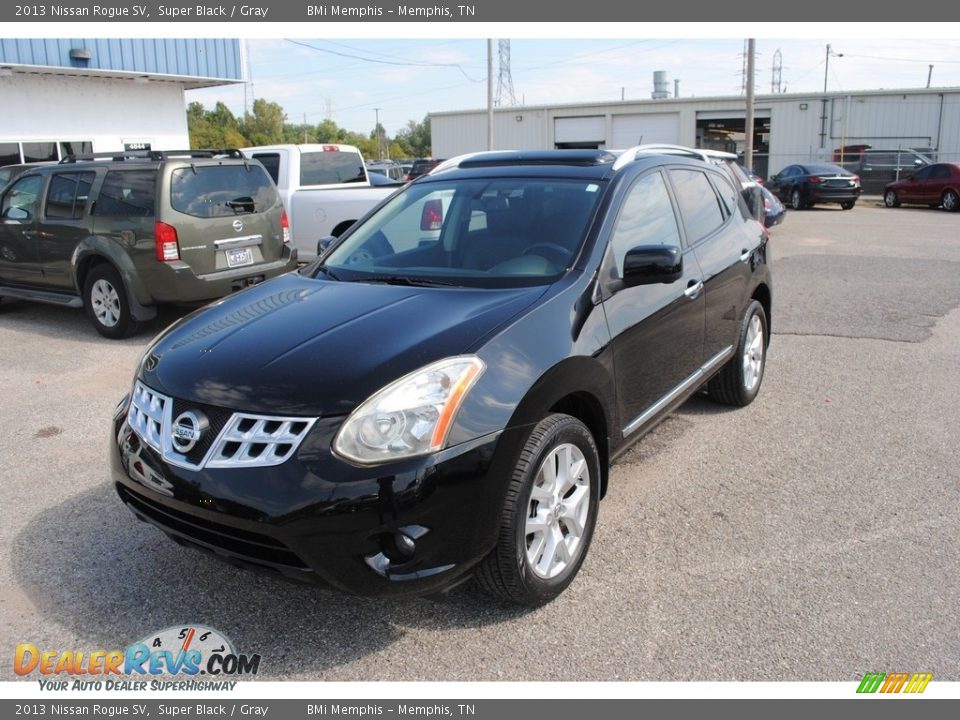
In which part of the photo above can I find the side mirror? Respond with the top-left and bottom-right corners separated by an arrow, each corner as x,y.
316,235 -> 336,259
623,245 -> 682,287
2,206 -> 30,222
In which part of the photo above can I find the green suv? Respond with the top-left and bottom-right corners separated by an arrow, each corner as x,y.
0,150 -> 297,338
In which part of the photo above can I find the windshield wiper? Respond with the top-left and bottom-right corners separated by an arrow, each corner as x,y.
315,265 -> 341,281
360,275 -> 459,288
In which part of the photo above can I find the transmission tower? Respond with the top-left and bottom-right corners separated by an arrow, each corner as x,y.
495,39 -> 518,107
771,48 -> 783,94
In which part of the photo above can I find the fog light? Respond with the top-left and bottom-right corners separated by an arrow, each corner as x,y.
395,532 -> 416,558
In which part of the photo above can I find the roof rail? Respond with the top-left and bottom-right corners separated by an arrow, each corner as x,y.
59,148 -> 243,164
428,151 -> 502,176
612,144 -> 716,171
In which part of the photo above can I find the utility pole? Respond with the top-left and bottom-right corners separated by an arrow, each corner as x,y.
745,39 -> 755,172
927,65 -> 934,88
824,43 -> 842,94
487,39 -> 493,150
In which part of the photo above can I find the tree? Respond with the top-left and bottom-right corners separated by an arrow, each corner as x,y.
242,99 -> 286,146
186,101 -> 249,149
395,116 -> 431,158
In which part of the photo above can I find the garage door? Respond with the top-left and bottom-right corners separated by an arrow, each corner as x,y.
554,116 -> 606,145
611,113 -> 680,147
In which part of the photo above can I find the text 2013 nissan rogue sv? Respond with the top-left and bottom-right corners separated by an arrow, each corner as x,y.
112,147 -> 772,606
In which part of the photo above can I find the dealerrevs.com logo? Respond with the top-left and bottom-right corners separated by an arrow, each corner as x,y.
15,626 -> 261,689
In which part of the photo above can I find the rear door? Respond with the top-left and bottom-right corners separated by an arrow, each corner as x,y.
925,164 -> 952,205
669,166 -> 760,365
163,162 -> 284,276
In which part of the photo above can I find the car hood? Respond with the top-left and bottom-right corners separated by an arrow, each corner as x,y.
141,273 -> 545,416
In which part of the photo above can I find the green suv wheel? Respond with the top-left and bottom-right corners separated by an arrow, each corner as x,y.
83,265 -> 140,339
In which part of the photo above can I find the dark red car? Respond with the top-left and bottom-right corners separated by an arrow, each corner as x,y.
883,162 -> 960,212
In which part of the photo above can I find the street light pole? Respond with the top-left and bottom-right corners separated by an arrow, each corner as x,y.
824,43 -> 843,94
821,44 -> 843,151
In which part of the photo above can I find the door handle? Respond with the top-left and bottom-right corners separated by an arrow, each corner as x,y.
684,279 -> 703,299
740,249 -> 751,263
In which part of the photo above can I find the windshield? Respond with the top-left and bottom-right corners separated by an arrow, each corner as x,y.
319,177 -> 603,288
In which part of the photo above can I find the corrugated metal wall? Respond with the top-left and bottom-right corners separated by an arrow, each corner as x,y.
432,90 -> 960,169
0,39 -> 242,80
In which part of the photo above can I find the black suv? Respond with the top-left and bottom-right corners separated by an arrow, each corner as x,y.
112,147 -> 771,606
0,150 -> 297,337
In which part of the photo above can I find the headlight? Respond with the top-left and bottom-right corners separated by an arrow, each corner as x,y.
333,356 -> 485,465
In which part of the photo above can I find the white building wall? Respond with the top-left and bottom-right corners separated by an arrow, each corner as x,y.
0,73 -> 189,153
432,89 -> 960,168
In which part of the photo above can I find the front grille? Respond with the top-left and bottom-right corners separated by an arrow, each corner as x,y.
126,381 -> 317,470
118,484 -> 310,570
128,383 -> 168,452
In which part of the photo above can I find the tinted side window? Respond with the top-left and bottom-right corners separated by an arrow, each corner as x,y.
2,175 -> 44,220
931,165 -> 951,179
668,168 -> 725,242
710,171 -> 741,220
45,172 -> 95,220
300,151 -> 366,185
94,170 -> 157,217
610,171 -> 681,276
170,164 -> 277,218
913,166 -> 932,181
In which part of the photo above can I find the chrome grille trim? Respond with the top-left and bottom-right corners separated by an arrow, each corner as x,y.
207,415 -> 316,468
126,380 -> 316,470
128,382 -> 168,452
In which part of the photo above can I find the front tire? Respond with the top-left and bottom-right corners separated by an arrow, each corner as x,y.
884,189 -> 900,208
83,265 -> 140,339
708,299 -> 767,407
476,414 -> 601,607
942,189 -> 959,212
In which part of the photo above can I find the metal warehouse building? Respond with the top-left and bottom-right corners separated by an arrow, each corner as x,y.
430,87 -> 960,180
0,39 -> 243,165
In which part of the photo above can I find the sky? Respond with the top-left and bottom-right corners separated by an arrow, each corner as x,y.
185,35 -> 960,137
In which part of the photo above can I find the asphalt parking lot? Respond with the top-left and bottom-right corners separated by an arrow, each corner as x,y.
1,201 -> 958,682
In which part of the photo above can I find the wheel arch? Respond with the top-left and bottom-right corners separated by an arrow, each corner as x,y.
752,282 -> 772,341
502,357 -> 615,499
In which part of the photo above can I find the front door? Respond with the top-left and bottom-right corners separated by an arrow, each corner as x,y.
0,174 -> 45,284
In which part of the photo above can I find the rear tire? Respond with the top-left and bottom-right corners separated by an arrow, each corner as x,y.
884,189 -> 900,208
840,201 -> 855,210
942,189 -> 959,212
476,414 -> 600,607
83,265 -> 140,339
708,300 -> 767,407
790,188 -> 805,210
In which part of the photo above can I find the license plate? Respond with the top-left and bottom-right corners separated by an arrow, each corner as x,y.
226,247 -> 254,268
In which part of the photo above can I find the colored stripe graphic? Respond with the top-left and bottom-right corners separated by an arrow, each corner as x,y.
857,673 -> 886,693
857,672 -> 932,694
904,673 -> 933,694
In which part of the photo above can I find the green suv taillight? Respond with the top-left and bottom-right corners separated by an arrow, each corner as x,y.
154,221 -> 180,261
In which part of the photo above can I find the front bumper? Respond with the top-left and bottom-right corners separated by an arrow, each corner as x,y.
111,396 -> 525,598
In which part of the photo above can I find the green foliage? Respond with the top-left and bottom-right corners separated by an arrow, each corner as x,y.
186,100 -> 431,159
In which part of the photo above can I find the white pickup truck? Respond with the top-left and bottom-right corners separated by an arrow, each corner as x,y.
241,144 -> 398,261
